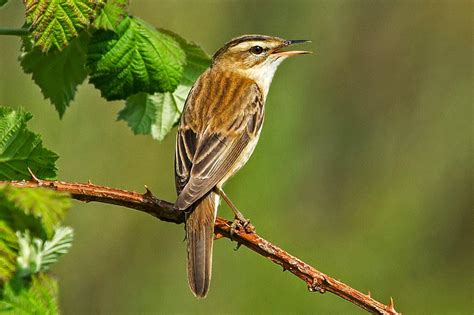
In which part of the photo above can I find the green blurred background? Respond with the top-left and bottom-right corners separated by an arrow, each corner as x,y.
1,0 -> 472,314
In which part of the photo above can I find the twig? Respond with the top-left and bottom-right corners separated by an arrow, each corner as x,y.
0,27 -> 29,36
1,178 -> 400,315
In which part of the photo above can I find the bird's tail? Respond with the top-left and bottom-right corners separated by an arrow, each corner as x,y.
185,192 -> 218,298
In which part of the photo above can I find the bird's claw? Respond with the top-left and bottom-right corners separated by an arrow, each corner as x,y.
242,220 -> 256,234
230,217 -> 255,238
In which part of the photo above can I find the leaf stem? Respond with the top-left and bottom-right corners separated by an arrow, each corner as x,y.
0,27 -> 29,36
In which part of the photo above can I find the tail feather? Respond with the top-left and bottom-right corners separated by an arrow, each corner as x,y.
186,192 -> 218,298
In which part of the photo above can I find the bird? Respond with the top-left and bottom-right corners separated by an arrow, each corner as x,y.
174,34 -> 310,298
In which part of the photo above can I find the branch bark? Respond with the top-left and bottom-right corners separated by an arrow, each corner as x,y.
1,178 -> 400,315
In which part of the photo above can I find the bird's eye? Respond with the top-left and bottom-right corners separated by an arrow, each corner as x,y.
250,45 -> 264,55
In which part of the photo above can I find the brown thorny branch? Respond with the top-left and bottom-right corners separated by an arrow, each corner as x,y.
1,176 -> 400,315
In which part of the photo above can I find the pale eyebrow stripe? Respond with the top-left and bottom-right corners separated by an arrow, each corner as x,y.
233,41 -> 268,50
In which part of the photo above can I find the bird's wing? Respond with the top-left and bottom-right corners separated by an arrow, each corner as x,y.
174,79 -> 264,210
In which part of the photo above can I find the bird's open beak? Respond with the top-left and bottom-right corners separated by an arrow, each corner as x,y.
272,39 -> 312,57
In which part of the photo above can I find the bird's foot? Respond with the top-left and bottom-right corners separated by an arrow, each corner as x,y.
230,216 -> 255,237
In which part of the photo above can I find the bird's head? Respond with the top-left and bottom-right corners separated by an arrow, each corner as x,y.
212,35 -> 311,96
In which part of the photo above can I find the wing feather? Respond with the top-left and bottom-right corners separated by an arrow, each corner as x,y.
174,71 -> 263,210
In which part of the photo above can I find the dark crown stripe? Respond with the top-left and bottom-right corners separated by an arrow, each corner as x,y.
226,35 -> 272,46
212,34 -> 274,60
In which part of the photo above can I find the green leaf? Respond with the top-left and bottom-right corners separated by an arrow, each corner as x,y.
0,185 -> 71,288
161,29 -> 211,87
92,0 -> 128,31
0,273 -> 59,314
0,222 -> 18,286
24,0 -> 104,52
20,33 -> 90,117
0,0 -> 8,8
0,192 -> 46,241
0,108 -> 58,180
117,92 -> 156,135
16,227 -> 73,277
118,92 -> 182,141
118,32 -> 210,140
2,186 -> 71,238
87,16 -> 186,100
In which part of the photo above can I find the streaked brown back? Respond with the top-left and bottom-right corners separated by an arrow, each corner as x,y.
175,68 -> 264,209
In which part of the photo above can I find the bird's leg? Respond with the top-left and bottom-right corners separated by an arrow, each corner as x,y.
214,187 -> 255,235
216,188 -> 247,222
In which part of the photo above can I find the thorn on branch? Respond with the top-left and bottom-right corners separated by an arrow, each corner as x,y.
234,242 -> 242,251
88,179 -> 93,185
367,290 -> 372,298
308,280 -> 326,294
27,167 -> 41,184
387,297 -> 397,313
143,185 -> 154,198
308,285 -> 326,294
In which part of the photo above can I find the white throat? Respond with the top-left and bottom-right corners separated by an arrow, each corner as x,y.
239,57 -> 286,100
